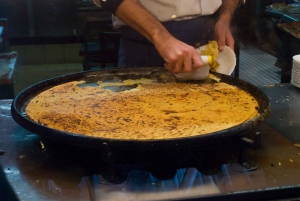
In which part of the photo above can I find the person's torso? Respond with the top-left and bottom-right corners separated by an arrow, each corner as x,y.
112,0 -> 222,29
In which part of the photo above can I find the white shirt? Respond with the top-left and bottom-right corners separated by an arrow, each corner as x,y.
94,0 -> 244,29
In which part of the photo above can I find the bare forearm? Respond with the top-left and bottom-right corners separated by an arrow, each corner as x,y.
214,0 -> 240,50
218,0 -> 240,25
114,0 -> 171,47
114,0 -> 202,73
110,0 -> 212,73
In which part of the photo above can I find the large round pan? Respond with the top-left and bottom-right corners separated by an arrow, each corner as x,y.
11,67 -> 270,151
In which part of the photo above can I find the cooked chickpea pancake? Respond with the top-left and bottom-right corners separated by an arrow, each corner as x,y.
25,81 -> 259,140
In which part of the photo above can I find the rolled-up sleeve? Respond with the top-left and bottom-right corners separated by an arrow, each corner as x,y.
93,0 -> 124,14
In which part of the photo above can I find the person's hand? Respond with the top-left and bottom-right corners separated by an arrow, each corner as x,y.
214,19 -> 235,52
154,36 -> 204,73
114,0 -> 206,73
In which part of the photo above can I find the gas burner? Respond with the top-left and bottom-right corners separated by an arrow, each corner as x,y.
100,169 -> 128,184
41,131 -> 261,183
96,132 -> 262,181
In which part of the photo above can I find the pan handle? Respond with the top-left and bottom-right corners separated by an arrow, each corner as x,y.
101,142 -> 111,163
240,132 -> 261,150
236,132 -> 261,171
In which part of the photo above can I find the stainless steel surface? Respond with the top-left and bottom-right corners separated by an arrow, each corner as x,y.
265,9 -> 300,22
0,99 -> 91,200
259,84 -> 300,143
1,83 -> 300,200
90,123 -> 300,201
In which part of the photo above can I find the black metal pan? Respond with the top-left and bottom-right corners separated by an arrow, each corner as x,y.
11,67 -> 270,151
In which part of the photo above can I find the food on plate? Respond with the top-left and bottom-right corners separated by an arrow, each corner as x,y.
199,40 -> 220,71
26,80 -> 259,140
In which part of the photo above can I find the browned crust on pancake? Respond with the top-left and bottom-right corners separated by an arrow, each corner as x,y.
26,81 -> 259,140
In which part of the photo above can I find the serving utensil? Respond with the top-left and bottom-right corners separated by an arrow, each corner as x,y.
174,45 -> 236,80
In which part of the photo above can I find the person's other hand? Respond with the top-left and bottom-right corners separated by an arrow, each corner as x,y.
154,36 -> 204,73
214,19 -> 235,52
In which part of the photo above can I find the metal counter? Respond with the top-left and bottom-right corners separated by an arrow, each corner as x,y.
1,83 -> 300,201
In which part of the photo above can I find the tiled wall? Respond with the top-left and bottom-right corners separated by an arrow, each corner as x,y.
10,43 -> 83,65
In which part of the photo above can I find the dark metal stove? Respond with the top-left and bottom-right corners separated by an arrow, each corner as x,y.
2,83 -> 300,201
35,129 -> 262,189
96,131 -> 261,184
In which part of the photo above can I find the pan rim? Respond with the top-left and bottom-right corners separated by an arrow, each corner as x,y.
11,67 -> 270,150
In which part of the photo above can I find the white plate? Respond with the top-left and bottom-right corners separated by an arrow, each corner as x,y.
292,68 -> 300,74
291,80 -> 300,88
292,64 -> 300,69
291,76 -> 300,83
292,68 -> 300,73
174,65 -> 210,80
292,76 -> 300,82
292,76 -> 300,81
174,45 -> 236,80
293,54 -> 300,62
214,46 -> 236,75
